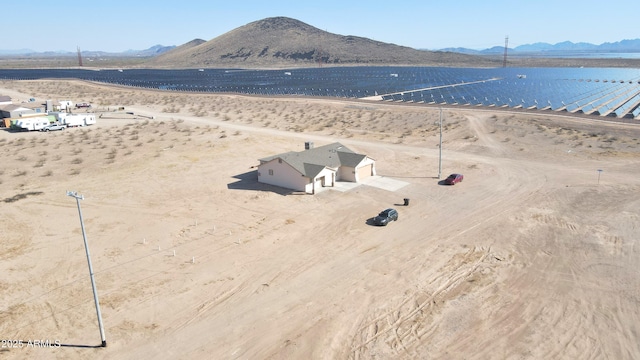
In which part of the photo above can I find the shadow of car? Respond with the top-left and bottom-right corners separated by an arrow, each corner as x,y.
373,208 -> 398,226
444,173 -> 464,185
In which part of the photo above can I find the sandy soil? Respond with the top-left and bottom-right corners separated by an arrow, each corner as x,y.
1,80 -> 639,359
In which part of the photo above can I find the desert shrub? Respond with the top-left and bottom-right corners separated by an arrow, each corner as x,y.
106,148 -> 117,159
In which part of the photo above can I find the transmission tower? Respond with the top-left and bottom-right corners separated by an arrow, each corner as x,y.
77,46 -> 83,67
502,36 -> 508,68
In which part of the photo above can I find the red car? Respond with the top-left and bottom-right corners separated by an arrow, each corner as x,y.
444,173 -> 464,185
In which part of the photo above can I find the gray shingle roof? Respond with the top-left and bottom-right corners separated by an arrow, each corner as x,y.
0,104 -> 29,111
260,142 -> 368,178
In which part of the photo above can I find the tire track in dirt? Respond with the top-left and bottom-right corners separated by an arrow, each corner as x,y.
469,184 -> 640,360
349,247 -> 498,359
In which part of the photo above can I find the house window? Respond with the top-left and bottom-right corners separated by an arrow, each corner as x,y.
268,169 -> 274,176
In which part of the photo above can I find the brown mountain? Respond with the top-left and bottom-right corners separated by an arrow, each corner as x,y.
147,17 -> 502,68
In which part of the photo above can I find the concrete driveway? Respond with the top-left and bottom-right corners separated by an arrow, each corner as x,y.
329,175 -> 408,193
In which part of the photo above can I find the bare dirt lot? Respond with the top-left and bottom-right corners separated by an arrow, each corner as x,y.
1,80 -> 639,359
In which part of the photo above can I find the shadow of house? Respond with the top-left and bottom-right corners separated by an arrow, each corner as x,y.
256,142 -> 376,194
227,170 -> 300,195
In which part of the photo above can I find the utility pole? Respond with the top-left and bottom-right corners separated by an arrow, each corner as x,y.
67,191 -> 107,347
438,108 -> 443,179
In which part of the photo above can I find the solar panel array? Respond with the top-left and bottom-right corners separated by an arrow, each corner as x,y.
1,66 -> 639,119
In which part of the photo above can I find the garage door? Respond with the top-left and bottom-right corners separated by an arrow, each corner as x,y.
357,164 -> 372,181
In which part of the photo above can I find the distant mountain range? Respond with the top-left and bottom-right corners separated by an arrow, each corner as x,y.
3,38 -> 639,58
439,39 -> 640,55
0,44 -> 175,57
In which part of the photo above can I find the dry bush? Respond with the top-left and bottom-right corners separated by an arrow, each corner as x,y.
106,148 -> 117,160
162,106 -> 180,113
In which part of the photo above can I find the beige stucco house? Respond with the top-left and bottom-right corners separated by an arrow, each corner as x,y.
257,142 -> 376,194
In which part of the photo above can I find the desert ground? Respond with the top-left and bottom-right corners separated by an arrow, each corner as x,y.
1,79 -> 639,359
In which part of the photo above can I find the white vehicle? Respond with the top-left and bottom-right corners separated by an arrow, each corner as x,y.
62,114 -> 85,127
40,123 -> 67,131
54,113 -> 96,127
13,116 -> 54,131
83,114 -> 96,125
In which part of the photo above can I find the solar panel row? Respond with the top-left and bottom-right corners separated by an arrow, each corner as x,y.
1,67 -> 639,119
379,77 -> 640,119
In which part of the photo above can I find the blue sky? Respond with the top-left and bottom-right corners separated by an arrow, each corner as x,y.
6,0 -> 638,52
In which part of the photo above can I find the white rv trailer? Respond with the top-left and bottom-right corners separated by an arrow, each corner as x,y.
51,112 -> 96,127
13,115 -> 54,131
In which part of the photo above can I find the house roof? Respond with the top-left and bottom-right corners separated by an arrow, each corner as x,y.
260,142 -> 369,178
18,102 -> 45,110
0,95 -> 11,103
0,104 -> 30,112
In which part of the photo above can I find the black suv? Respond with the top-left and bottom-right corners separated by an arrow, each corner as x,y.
373,208 -> 399,226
